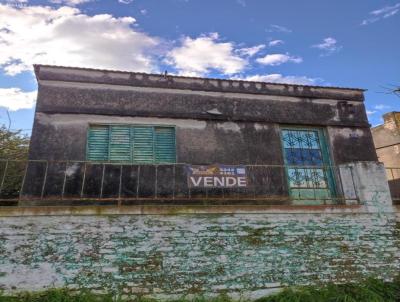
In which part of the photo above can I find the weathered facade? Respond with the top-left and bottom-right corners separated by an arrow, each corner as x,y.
1,65 -> 399,298
23,65 -> 378,204
30,65 -> 375,164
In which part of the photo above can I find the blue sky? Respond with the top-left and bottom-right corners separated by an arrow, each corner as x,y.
0,0 -> 399,134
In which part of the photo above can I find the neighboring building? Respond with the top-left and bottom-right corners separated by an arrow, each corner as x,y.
372,112 -> 400,167
22,65 -> 378,204
371,112 -> 400,201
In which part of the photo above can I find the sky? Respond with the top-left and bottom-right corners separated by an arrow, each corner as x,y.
0,0 -> 399,134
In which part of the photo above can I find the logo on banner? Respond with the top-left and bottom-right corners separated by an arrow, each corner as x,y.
186,165 -> 247,188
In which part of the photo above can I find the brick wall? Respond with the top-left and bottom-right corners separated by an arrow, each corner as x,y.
1,210 -> 399,298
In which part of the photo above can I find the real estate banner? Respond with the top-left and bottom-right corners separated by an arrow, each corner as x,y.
186,164 -> 247,188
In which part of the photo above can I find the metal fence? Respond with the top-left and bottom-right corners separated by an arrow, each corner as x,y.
385,167 -> 400,204
0,160 -> 359,206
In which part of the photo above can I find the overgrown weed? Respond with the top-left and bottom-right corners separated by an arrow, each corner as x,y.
1,277 -> 399,302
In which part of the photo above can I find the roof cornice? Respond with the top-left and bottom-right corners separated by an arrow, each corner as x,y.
34,64 -> 365,102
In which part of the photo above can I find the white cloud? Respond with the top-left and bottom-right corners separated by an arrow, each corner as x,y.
374,104 -> 391,110
0,4 -> 159,76
238,74 -> 322,86
312,37 -> 342,56
265,24 -> 292,33
0,88 -> 37,111
118,0 -> 134,4
362,3 -> 400,25
366,110 -> 377,115
256,53 -> 302,66
49,0 -> 93,6
140,9 -> 147,15
165,33 -> 247,76
268,40 -> 283,47
236,44 -> 265,57
312,37 -> 337,49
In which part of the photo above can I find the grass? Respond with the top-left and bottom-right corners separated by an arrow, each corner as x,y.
0,277 -> 399,302
254,277 -> 400,302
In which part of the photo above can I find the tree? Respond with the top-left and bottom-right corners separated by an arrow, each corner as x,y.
0,125 -> 30,159
0,126 -> 30,201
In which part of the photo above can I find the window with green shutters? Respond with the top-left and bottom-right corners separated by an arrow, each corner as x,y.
86,125 -> 176,163
154,127 -> 176,163
87,126 -> 109,161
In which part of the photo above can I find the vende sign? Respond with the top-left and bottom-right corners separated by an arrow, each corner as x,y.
186,165 -> 247,188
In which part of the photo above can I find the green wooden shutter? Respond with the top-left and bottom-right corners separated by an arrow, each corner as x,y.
132,127 -> 154,163
109,126 -> 131,162
155,127 -> 176,163
87,125 -> 109,161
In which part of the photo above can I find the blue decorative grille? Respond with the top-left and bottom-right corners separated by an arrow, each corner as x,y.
282,129 -> 332,195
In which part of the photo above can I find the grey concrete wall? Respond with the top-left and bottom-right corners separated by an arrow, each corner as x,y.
35,81 -> 369,127
29,112 -> 377,165
339,161 -> 393,208
29,113 -> 284,164
327,127 -> 377,163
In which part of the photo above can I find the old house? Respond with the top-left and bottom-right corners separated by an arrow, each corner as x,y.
22,64 -> 377,205
1,65 -> 398,296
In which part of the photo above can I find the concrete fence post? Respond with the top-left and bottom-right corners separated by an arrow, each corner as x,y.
338,161 -> 393,211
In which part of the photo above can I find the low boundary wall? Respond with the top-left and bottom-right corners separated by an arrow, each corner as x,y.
0,205 -> 399,298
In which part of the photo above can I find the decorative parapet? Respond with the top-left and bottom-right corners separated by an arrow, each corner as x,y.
34,65 -> 365,102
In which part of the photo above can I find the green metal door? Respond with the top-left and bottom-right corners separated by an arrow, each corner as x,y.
281,127 -> 336,205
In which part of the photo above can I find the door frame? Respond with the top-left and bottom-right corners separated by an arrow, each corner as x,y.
279,125 -> 337,203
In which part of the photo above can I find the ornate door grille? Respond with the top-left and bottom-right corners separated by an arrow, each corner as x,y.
281,128 -> 335,204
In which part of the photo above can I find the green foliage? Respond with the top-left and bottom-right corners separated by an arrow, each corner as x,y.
0,291 -> 245,302
0,277 -> 399,302
0,126 -> 30,200
255,277 -> 400,302
0,289 -> 116,302
0,126 -> 29,160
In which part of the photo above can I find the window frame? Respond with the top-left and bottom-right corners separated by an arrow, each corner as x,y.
85,123 -> 177,164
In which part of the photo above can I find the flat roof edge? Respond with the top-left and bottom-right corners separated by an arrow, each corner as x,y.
34,64 -> 366,101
